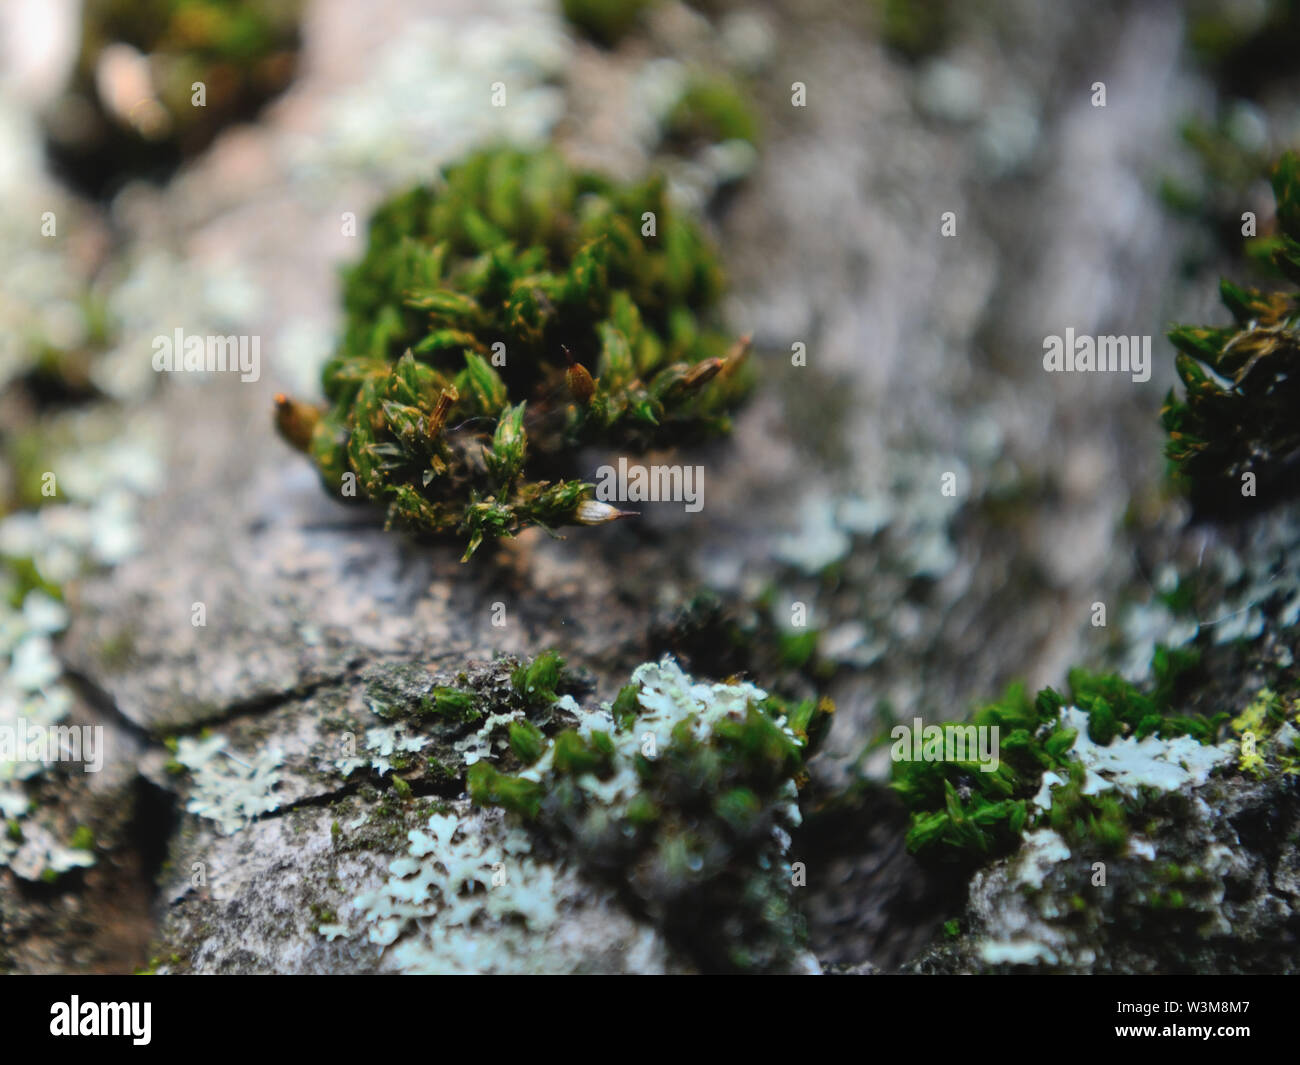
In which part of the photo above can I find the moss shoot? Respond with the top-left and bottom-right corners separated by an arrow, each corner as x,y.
1162,151 -> 1300,513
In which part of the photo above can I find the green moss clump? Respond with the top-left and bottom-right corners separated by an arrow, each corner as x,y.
50,0 -> 302,195
511,650 -> 565,707
68,825 -> 96,851
419,687 -> 482,724
342,653 -> 833,969
467,762 -> 544,820
561,0 -> 655,47
664,75 -> 761,149
892,650 -> 1223,862
874,0 -> 956,61
1162,152 -> 1300,513
507,720 -> 546,764
468,657 -> 834,971
276,146 -> 750,559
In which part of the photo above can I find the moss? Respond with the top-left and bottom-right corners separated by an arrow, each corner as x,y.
874,0 -> 957,61
1162,152 -> 1300,513
511,650 -> 565,707
561,0 -> 655,47
50,0 -> 302,196
508,720 -> 545,764
649,587 -> 838,690
892,650 -> 1227,864
305,652 -> 830,970
777,629 -> 819,670
609,683 -> 641,729
469,657 -> 833,971
308,902 -> 339,934
420,688 -> 482,723
664,75 -> 761,149
466,762 -> 544,820
550,729 -> 614,777
275,146 -> 750,559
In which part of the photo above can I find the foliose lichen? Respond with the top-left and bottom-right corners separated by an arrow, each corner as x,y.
0,406 -> 161,879
174,734 -> 284,836
275,146 -> 751,559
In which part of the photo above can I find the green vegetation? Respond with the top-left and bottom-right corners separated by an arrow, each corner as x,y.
276,147 -> 750,559
465,655 -> 833,970
664,75 -> 761,149
1163,152 -> 1300,512
51,0 -> 302,194
562,0 -> 656,47
891,650 -> 1223,862
874,0 -> 956,61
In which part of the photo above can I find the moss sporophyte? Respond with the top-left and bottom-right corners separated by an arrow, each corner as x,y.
274,147 -> 751,559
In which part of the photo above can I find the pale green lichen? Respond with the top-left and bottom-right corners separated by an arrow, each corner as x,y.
1230,686 -> 1300,776
2,822 -> 95,882
335,722 -> 428,778
323,800 -> 678,974
352,812 -> 538,948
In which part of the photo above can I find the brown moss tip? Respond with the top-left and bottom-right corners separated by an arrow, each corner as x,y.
273,394 -> 321,452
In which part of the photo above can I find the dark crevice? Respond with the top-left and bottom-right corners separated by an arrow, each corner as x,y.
130,775 -> 180,890
160,672 -> 358,737
60,667 -> 157,746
